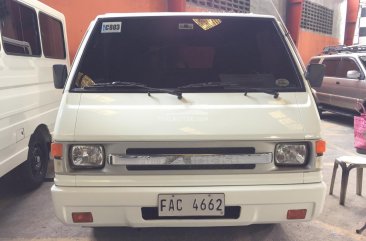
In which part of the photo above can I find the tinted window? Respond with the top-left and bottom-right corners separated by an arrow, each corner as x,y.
359,56 -> 366,68
338,58 -> 360,78
360,27 -> 366,37
39,12 -> 66,59
322,59 -> 340,77
1,0 -> 41,56
74,17 -> 302,93
309,58 -> 320,64
362,8 -> 366,17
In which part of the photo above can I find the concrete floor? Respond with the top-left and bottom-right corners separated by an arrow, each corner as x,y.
0,113 -> 365,241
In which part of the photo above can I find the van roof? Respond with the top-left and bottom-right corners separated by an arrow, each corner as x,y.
17,0 -> 65,21
96,12 -> 276,20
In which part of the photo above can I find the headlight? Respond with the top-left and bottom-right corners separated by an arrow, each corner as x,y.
70,145 -> 105,168
275,143 -> 308,166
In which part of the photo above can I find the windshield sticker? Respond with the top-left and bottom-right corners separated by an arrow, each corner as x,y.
275,78 -> 290,87
179,23 -> 194,30
101,22 -> 122,33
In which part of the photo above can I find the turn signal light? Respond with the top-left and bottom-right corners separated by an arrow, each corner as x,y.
287,209 -> 307,220
51,143 -> 63,159
316,140 -> 326,156
72,212 -> 93,223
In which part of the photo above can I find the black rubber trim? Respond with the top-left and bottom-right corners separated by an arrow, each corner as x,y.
127,164 -> 255,171
141,206 -> 241,220
126,147 -> 255,155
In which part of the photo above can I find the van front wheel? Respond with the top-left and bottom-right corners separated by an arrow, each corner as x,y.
18,132 -> 49,190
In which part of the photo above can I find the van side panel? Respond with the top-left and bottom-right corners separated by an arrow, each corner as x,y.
0,54 -> 64,177
0,0 -> 69,177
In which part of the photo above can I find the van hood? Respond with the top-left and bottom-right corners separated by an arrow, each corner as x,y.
54,92 -> 321,142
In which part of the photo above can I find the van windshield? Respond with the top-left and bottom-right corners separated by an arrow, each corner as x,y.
73,16 -> 303,93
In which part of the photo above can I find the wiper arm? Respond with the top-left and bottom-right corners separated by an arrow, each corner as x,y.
178,82 -> 279,98
178,81 -> 238,90
242,88 -> 279,99
84,81 -> 183,99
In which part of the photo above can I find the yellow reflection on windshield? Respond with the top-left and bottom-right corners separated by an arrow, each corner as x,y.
192,18 -> 222,30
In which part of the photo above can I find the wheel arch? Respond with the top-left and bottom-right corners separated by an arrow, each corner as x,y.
30,124 -> 52,153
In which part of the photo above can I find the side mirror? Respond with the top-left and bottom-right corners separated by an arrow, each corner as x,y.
306,63 -> 325,88
346,70 -> 361,79
53,64 -> 68,89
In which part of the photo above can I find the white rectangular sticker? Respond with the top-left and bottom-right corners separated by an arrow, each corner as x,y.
101,22 -> 122,33
179,23 -> 194,30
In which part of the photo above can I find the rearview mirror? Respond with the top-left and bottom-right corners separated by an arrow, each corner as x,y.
53,64 -> 68,89
346,70 -> 361,79
306,63 -> 324,88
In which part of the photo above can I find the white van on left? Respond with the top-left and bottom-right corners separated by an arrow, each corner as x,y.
0,0 -> 69,189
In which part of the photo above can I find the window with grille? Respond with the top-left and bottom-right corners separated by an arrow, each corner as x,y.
186,0 -> 250,13
300,1 -> 333,35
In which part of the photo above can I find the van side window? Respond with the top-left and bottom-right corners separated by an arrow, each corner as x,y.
309,58 -> 320,64
322,58 -> 340,77
337,58 -> 360,78
1,0 -> 41,56
39,12 -> 66,59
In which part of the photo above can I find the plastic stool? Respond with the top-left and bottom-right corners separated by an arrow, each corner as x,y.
329,156 -> 366,205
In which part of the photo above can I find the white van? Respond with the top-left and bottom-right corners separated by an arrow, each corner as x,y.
0,0 -> 69,189
51,13 -> 326,227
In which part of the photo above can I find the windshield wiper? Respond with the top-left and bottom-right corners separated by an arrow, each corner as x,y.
178,81 -> 238,90
242,88 -> 279,99
178,82 -> 279,99
84,81 -> 183,99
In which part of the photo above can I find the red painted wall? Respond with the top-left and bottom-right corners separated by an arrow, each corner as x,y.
297,30 -> 339,64
286,0 -> 303,46
286,0 -> 341,63
344,0 -> 359,46
39,0 -> 168,61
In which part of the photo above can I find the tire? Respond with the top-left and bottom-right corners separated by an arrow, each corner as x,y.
18,131 -> 49,190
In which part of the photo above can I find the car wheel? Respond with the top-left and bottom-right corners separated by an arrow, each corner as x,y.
18,131 -> 49,190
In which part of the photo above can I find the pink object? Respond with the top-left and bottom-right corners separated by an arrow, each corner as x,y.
354,102 -> 366,150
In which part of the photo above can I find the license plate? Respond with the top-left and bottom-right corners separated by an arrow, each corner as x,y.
158,193 -> 225,217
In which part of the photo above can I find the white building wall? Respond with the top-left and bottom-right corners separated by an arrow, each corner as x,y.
356,1 -> 366,44
250,0 -> 286,21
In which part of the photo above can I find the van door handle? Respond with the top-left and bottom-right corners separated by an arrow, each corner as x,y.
336,81 -> 340,84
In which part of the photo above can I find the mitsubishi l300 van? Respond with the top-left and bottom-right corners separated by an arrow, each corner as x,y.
51,13 -> 326,227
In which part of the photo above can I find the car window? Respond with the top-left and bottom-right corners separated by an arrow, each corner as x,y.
39,12 -> 66,59
309,58 -> 320,64
73,16 -> 303,93
1,0 -> 41,56
338,58 -> 360,78
359,56 -> 366,68
322,58 -> 340,77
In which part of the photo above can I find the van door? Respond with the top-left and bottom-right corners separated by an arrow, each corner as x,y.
315,58 -> 340,106
330,57 -> 366,110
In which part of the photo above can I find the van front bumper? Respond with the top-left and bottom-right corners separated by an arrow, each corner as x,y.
51,182 -> 326,227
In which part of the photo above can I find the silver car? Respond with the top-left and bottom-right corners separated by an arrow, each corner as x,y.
311,47 -> 366,117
